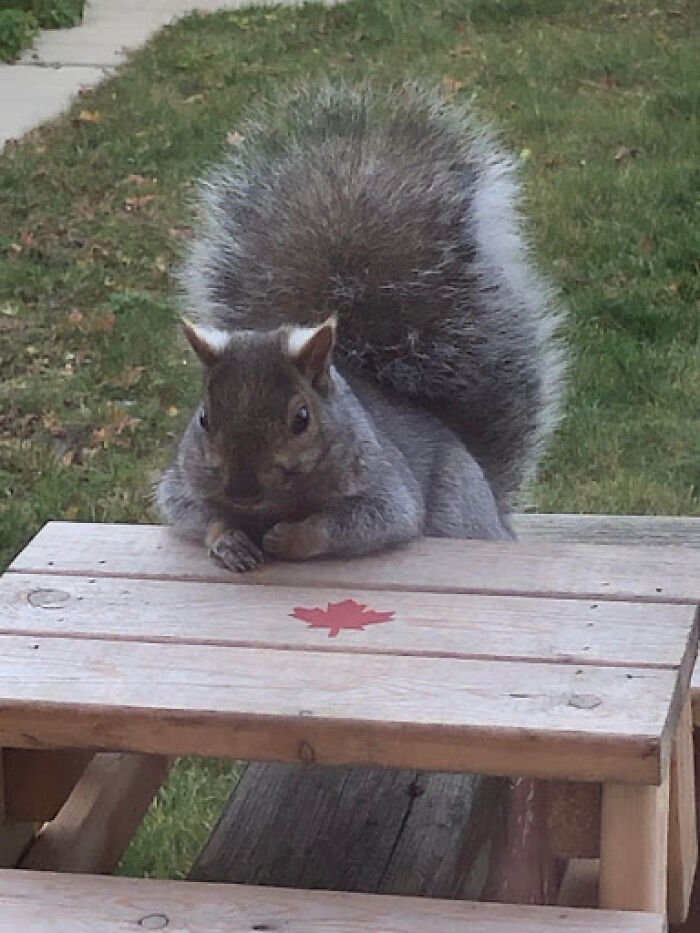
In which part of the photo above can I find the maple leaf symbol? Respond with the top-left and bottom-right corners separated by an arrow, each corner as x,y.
290,598 -> 395,638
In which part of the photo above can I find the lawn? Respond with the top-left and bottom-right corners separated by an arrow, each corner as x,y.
1,0 -> 698,879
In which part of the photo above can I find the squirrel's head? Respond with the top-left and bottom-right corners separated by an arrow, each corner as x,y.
183,317 -> 337,509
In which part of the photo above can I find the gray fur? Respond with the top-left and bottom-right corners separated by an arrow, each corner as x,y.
157,83 -> 565,567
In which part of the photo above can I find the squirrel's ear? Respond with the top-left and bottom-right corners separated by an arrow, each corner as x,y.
182,319 -> 231,367
287,318 -> 336,391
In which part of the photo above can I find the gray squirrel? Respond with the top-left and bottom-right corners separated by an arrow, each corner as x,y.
157,84 -> 565,571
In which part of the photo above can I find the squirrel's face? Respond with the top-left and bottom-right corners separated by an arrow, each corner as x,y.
183,319 -> 337,510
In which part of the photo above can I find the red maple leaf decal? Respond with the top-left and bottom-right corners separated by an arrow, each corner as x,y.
291,598 -> 395,638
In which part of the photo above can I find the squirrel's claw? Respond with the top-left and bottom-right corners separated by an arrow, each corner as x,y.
209,528 -> 266,573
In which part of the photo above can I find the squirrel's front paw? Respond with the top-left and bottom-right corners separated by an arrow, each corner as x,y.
263,518 -> 329,562
208,528 -> 265,573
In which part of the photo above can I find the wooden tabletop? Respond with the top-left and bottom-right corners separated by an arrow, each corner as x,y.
0,521 -> 698,784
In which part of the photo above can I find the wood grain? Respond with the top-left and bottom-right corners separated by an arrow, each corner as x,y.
667,697 -> 698,925
558,858 -> 599,909
190,763 -> 498,900
599,770 -> 670,913
2,572 -> 696,671
515,513 -> 700,548
10,521 -> 700,604
2,749 -> 92,822
20,753 -> 170,873
0,634 -> 680,783
0,868 -> 667,932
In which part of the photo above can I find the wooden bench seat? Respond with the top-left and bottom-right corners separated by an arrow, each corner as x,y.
0,869 -> 666,932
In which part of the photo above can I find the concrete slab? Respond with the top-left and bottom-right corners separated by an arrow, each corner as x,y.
0,64 -> 105,146
0,0 -> 305,150
22,0 -> 297,68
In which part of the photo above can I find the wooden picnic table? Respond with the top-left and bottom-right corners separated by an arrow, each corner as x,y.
0,517 -> 699,929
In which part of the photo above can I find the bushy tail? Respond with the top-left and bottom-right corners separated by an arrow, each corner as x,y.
182,83 -> 566,508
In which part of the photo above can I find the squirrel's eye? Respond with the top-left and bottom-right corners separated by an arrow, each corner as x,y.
291,404 -> 310,435
199,409 -> 209,432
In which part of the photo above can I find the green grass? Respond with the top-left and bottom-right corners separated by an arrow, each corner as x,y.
1,0 -> 698,879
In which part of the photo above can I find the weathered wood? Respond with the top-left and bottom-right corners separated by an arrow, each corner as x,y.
516,513 -> 700,548
0,634 -> 683,783
668,696 -> 697,925
599,770 -> 670,913
10,520 -> 700,604
3,571 -> 696,671
20,752 -> 170,873
558,858 -> 599,908
548,781 -> 601,858
0,823 -> 34,869
0,868 -> 667,932
482,778 -> 560,905
2,748 -> 92,822
191,763 -> 499,899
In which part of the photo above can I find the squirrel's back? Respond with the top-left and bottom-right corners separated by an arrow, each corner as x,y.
183,83 -> 565,507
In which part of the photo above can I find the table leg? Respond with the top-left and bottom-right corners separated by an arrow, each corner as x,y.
599,769 -> 669,912
667,696 -> 698,925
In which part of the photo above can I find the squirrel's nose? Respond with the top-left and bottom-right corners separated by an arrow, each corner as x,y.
224,468 -> 262,504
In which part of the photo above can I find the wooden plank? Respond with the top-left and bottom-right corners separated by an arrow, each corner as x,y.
0,823 -> 34,869
190,763 -> 497,900
0,634 -> 681,783
515,513 -> 700,548
1,572 -> 696,671
667,697 -> 698,925
558,858 -> 599,908
599,770 -> 670,913
9,521 -> 700,604
547,781 -> 601,859
2,749 -> 92,822
0,868 -> 667,932
20,753 -> 170,873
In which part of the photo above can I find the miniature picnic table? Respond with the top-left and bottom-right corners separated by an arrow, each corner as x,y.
1,516 -> 699,931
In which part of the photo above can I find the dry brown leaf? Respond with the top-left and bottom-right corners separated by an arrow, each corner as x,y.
442,75 -> 465,95
614,145 -> 638,163
67,308 -> 83,326
20,231 -> 36,248
124,173 -> 148,185
449,44 -> 473,56
78,109 -> 101,123
93,312 -> 116,332
124,194 -> 156,212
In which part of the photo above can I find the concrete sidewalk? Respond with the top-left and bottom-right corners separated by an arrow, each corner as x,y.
0,0 -> 298,149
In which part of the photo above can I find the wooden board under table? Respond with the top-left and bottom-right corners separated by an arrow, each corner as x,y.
0,869 -> 666,933
0,521 -> 698,785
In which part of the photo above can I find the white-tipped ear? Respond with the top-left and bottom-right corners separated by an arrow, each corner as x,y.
286,318 -> 336,391
182,319 -> 231,367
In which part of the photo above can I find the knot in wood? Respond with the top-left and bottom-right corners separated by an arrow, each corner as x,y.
27,588 -> 70,609
298,740 -> 316,763
567,693 -> 602,710
138,914 -> 169,929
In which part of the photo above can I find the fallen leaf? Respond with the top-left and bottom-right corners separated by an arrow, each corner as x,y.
93,312 -> 116,332
226,131 -> 245,147
20,231 -> 36,248
291,598 -> 395,639
449,44 -> 473,56
184,93 -> 206,104
169,226 -> 194,239
167,406 -> 179,417
442,75 -> 465,95
78,109 -> 101,123
614,145 -> 638,163
67,308 -> 83,326
124,194 -> 156,212
124,173 -> 148,185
